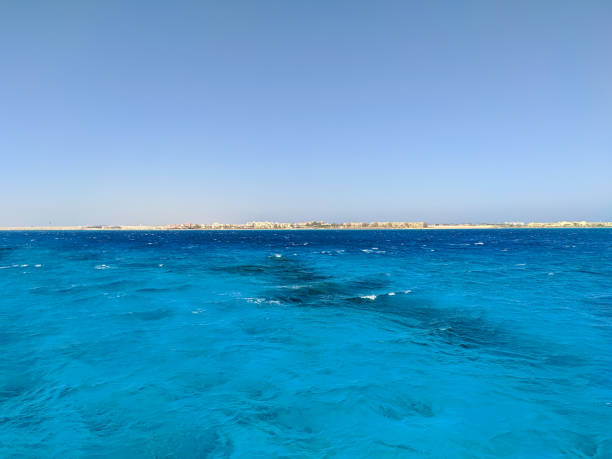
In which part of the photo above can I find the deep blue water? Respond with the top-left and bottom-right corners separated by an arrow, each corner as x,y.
1,229 -> 611,457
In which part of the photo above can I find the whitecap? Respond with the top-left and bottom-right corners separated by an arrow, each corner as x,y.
404,289 -> 412,294
245,297 -> 266,304
360,295 -> 377,300
95,264 -> 111,270
34,264 -> 42,268
388,292 -> 396,296
474,242 -> 484,245
245,297 -> 281,305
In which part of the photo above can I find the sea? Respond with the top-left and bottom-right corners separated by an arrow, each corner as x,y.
0,229 -> 611,457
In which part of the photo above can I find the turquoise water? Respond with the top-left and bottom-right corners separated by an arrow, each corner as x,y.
1,229 -> 611,457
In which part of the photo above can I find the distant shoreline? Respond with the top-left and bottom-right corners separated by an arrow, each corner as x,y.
1,222 -> 611,231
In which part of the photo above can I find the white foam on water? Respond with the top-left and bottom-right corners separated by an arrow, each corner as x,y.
95,264 -> 111,270
34,264 -> 42,268
360,295 -> 377,300
245,297 -> 280,305
474,242 -> 484,245
388,292 -> 396,296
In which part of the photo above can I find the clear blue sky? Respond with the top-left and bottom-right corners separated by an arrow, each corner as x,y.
1,1 -> 611,225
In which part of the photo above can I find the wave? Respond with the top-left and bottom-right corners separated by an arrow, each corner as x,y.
360,294 -> 377,300
245,297 -> 281,305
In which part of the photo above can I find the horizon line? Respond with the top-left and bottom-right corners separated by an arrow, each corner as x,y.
1,220 -> 611,231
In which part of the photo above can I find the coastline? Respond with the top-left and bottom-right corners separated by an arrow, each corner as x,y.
1,223 -> 611,231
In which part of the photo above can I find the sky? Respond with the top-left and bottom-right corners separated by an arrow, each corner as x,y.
1,0 -> 611,225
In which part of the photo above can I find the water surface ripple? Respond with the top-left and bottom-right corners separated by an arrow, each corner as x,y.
1,230 -> 611,457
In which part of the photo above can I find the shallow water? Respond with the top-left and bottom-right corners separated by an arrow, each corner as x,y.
1,229 -> 611,457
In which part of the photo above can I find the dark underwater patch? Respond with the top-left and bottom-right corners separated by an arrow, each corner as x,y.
228,255 -> 513,354
63,252 -> 104,261
212,255 -> 331,284
583,294 -> 612,317
571,269 -> 611,277
269,281 -> 348,305
375,441 -> 419,454
378,398 -> 435,419
231,255 -> 397,306
0,376 -> 33,401
173,429 -> 235,458
135,284 -> 191,293
213,264 -> 268,275
346,293 -> 535,354
0,247 -> 17,260
218,254 -> 586,368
